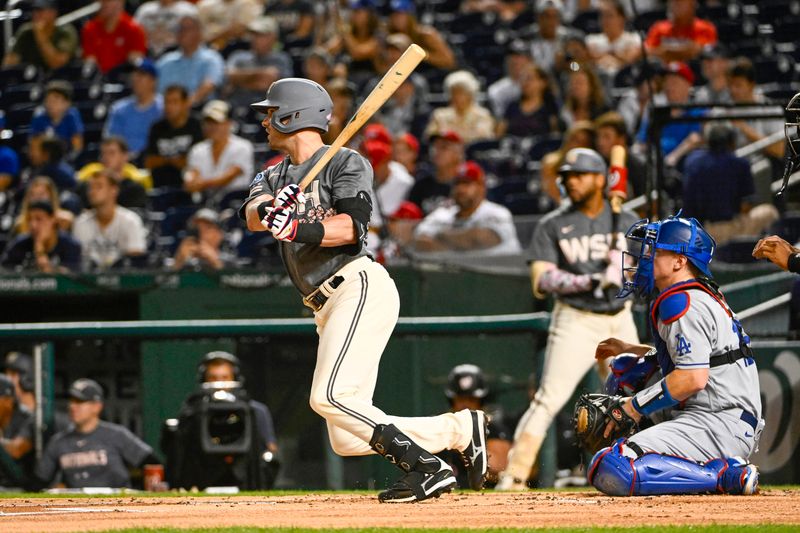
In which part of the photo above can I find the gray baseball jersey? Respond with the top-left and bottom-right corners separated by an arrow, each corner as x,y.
527,202 -> 638,312
35,421 -> 153,488
653,288 -> 761,418
245,146 -> 373,296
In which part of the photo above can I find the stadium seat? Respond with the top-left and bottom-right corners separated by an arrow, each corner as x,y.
528,135 -> 563,162
148,187 -> 194,213
770,211 -> 800,243
715,237 -> 761,263
236,230 -> 276,264
753,55 -> 796,84
161,206 -> 199,238
217,189 -> 249,212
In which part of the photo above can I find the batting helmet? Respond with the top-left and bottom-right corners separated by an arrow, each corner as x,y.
445,364 -> 489,400
4,352 -> 33,392
196,351 -> 242,384
558,148 -> 607,176
251,78 -> 333,134
618,214 -> 716,298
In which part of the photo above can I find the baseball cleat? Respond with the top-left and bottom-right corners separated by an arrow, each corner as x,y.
724,457 -> 759,495
459,410 -> 488,491
495,472 -> 527,491
378,457 -> 457,503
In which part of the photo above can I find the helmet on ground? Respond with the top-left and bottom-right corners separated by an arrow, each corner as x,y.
251,78 -> 333,134
618,213 -> 716,299
445,364 -> 489,400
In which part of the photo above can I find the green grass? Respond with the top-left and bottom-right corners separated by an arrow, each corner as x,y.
91,526 -> 800,533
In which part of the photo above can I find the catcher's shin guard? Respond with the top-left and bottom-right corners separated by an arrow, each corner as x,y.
588,441 -> 759,496
370,424 -> 456,503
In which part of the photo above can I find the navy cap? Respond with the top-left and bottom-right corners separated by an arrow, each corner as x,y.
31,0 -> 57,10
69,378 -> 104,402
390,0 -> 415,13
134,58 -> 158,78
0,375 -> 14,397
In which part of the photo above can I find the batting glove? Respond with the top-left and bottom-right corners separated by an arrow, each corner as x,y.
262,205 -> 298,241
274,183 -> 306,212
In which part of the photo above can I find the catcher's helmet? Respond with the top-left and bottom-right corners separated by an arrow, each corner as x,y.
618,214 -> 716,298
197,351 -> 242,384
251,78 -> 333,134
778,92 -> 800,196
445,364 -> 489,400
558,148 -> 607,176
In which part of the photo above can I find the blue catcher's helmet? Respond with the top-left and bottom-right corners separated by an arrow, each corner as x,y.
618,214 -> 716,298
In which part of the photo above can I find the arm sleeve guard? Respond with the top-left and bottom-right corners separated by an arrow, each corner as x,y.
334,191 -> 372,255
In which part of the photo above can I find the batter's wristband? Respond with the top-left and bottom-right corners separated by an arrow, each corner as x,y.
788,252 -> 800,273
632,380 -> 678,416
256,201 -> 271,221
294,222 -> 324,244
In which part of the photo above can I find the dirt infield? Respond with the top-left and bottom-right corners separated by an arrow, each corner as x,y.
1,490 -> 799,532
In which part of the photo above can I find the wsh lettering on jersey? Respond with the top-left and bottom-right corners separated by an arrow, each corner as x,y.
558,232 -> 626,264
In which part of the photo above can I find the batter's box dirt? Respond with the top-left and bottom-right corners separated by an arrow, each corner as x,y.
0,491 -> 798,532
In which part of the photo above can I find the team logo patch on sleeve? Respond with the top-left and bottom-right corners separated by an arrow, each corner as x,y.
675,334 -> 692,356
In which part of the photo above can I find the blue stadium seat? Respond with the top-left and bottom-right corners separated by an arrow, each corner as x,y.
160,206 -> 198,238
528,135 -> 563,162
217,189 -> 249,212
236,230 -> 276,263
715,237 -> 761,264
148,187 -> 194,213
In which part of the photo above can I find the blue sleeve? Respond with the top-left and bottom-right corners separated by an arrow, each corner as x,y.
636,116 -> 648,144
68,107 -> 84,135
104,103 -> 124,139
30,113 -> 48,135
205,52 -> 225,86
0,147 -> 20,176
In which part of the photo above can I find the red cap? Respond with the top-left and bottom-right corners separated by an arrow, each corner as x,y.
390,200 -> 424,220
454,160 -> 484,185
398,132 -> 420,154
665,61 -> 695,85
431,130 -> 463,144
363,123 -> 392,145
364,139 -> 392,168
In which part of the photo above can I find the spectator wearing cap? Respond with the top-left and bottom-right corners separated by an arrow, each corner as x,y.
1,199 -> 82,272
226,17 -> 293,109
2,0 -> 77,71
359,124 -> 414,251
104,59 -> 164,161
387,0 -> 456,70
157,14 -> 225,106
34,379 -> 157,490
394,132 -> 419,175
585,0 -> 641,78
645,0 -> 717,63
172,208 -> 234,270
14,176 -> 76,236
727,57 -> 785,162
21,136 -> 77,193
368,33 -> 430,139
682,124 -> 779,246
693,44 -> 730,105
593,111 -> 646,199
409,130 -> 465,215
144,85 -> 204,189
635,61 -> 703,168
528,0 -> 583,73
497,62 -> 561,139
323,1 -> 381,87
30,80 -> 84,156
425,70 -> 496,145
559,64 -> 610,130
81,0 -> 147,74
0,374 -> 34,488
134,0 -> 198,56
197,0 -> 262,50
184,100 -> 254,200
78,137 -> 150,208
265,0 -> 315,45
487,40 -> 534,118
302,47 -> 334,86
73,168 -> 147,270
412,161 -> 521,256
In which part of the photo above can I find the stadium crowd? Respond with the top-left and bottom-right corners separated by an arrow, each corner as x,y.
0,0 -> 796,272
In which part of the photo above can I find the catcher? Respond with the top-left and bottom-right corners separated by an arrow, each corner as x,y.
575,214 -> 763,496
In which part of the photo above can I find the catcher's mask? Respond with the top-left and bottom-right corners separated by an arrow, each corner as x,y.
778,92 -> 800,196
618,213 -> 716,299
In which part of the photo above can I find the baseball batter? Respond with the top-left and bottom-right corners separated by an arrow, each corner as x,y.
239,78 -> 487,502
497,148 -> 640,490
588,214 -> 762,495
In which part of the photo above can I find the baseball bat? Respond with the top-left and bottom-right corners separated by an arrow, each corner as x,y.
298,44 -> 427,191
608,145 -> 627,252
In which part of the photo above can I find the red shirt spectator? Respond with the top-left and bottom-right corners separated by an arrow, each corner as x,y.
82,0 -> 147,73
644,0 -> 716,62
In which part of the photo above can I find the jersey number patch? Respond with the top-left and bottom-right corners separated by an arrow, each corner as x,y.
675,334 -> 692,356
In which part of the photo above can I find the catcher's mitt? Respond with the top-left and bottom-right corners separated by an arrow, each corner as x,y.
573,393 -> 639,453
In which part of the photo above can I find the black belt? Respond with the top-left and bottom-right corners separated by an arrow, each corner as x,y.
740,410 -> 758,431
709,345 -> 753,368
589,306 -> 627,316
302,275 -> 344,312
